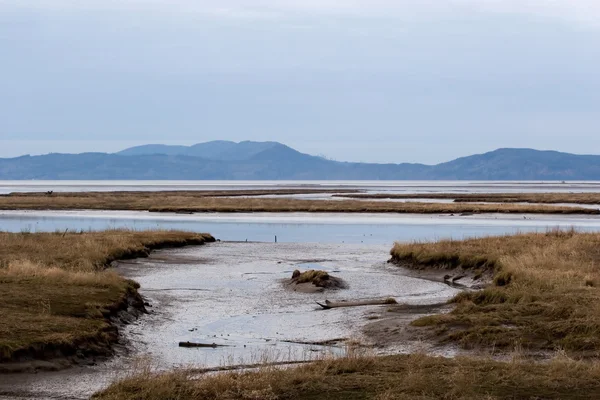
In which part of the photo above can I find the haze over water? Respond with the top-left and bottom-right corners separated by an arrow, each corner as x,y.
2,180 -> 600,195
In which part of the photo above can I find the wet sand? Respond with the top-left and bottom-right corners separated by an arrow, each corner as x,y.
0,242 -> 459,399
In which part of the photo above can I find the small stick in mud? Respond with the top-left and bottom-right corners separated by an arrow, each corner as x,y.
316,298 -> 397,309
178,341 -> 228,348
281,338 -> 347,346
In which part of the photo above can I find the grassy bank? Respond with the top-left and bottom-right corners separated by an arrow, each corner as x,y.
0,191 -> 598,214
337,192 -> 600,205
95,353 -> 600,400
0,230 -> 214,369
390,230 -> 600,352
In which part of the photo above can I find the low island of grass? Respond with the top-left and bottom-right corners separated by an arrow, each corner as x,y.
287,269 -> 347,292
0,230 -> 214,372
336,191 -> 600,205
1,190 -> 598,214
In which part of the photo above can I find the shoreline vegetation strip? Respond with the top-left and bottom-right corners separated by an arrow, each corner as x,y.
390,230 -> 600,352
0,190 -> 598,214
335,192 -> 600,205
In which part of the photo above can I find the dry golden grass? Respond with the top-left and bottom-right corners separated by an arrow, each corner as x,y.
0,230 -> 214,365
0,230 -> 214,272
0,191 -> 597,214
95,352 -> 600,400
8,189 -> 357,198
292,269 -> 331,286
390,230 -> 600,352
0,189 -> 354,210
338,192 -> 600,205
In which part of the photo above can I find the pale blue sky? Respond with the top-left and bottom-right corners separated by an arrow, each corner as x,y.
1,1 -> 599,164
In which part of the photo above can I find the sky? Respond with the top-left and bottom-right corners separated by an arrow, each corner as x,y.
1,0 -> 599,164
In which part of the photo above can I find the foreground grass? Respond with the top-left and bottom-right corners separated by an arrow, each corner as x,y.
0,230 -> 214,366
337,192 -> 600,205
391,230 -> 600,352
95,353 -> 600,400
0,191 -> 598,214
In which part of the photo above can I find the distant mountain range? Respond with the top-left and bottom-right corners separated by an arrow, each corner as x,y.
1,141 -> 599,180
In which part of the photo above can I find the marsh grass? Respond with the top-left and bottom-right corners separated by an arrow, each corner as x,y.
337,192 -> 600,205
0,230 -> 213,365
94,352 -> 600,400
390,229 -> 600,352
0,191 -> 597,214
292,270 -> 330,286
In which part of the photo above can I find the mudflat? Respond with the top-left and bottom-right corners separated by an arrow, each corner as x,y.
96,230 -> 600,400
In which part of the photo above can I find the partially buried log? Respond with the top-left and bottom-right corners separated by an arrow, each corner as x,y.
316,298 -> 397,310
178,341 -> 228,348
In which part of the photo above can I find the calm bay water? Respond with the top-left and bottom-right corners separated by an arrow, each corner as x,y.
2,210 -> 600,244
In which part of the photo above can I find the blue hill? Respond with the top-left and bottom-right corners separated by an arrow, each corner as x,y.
1,144 -> 599,180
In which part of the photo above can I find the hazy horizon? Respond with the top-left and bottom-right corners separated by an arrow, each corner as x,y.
2,1 -> 599,163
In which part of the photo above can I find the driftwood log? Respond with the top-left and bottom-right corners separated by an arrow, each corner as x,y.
178,341 -> 227,348
316,299 -> 397,310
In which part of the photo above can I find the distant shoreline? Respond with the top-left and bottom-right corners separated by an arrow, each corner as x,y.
0,189 -> 598,215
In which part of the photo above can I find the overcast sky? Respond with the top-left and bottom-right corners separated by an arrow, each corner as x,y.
1,0 -> 599,164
